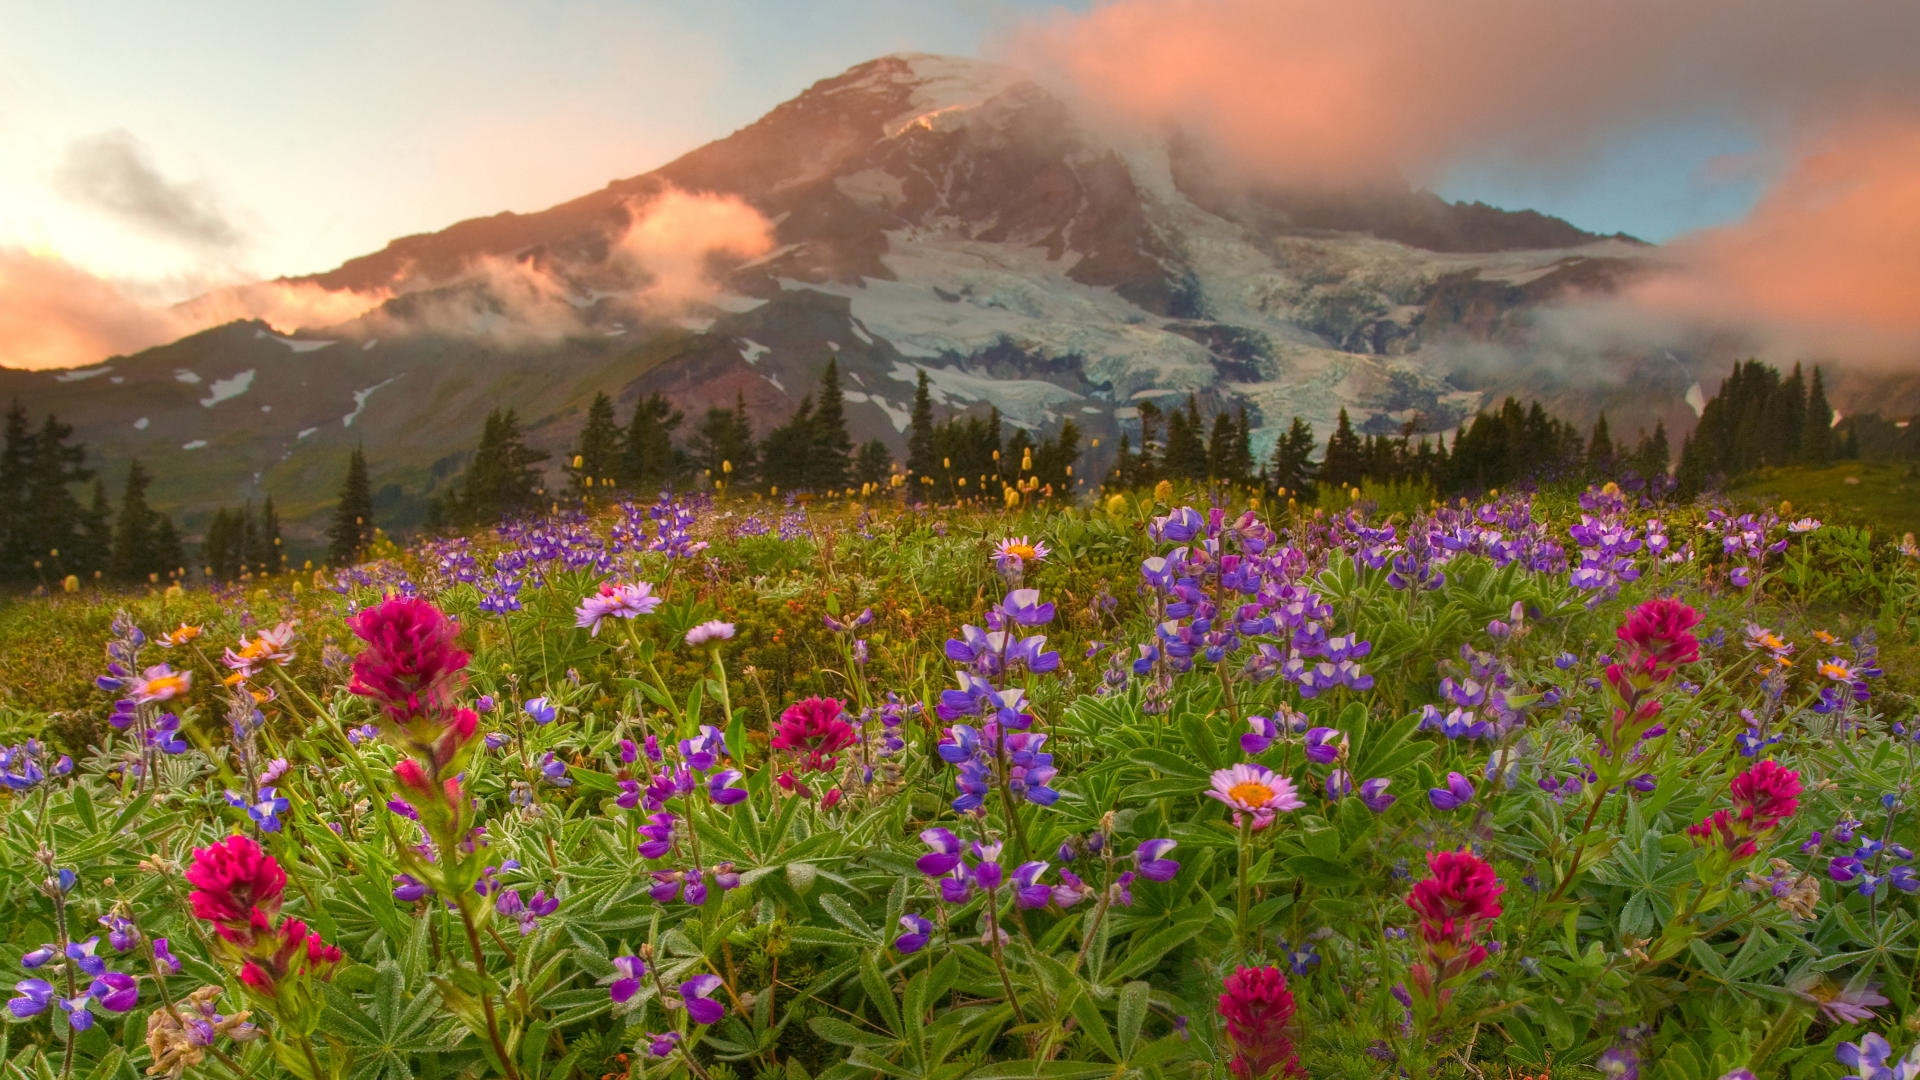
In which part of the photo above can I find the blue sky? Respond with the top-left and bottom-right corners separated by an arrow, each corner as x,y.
0,0 -> 1766,290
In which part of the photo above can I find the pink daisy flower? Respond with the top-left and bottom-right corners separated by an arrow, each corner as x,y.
1207,764 -> 1304,829
575,582 -> 662,636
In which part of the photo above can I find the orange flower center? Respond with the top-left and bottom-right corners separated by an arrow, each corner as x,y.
1227,781 -> 1273,806
1003,543 -> 1038,560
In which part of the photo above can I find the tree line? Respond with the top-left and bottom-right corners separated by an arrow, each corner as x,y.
1103,394 -> 1671,503
0,400 -> 286,588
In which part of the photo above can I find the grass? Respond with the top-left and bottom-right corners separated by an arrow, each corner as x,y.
1730,460 -> 1920,538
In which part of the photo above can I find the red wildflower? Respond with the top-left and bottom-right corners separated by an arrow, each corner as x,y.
772,697 -> 857,773
1614,597 -> 1701,680
1729,760 -> 1801,832
1686,809 -> 1759,860
187,835 -> 287,941
239,919 -> 344,992
348,596 -> 471,722
1407,849 -> 1504,948
1217,965 -> 1303,1079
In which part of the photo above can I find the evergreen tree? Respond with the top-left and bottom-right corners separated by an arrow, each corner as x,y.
327,447 -> 375,566
204,508 -> 240,581
689,393 -> 757,489
109,460 -> 159,583
260,495 -> 285,574
906,370 -> 936,484
1162,396 -> 1208,479
1269,417 -> 1318,499
1206,410 -> 1237,481
1801,365 -> 1832,465
153,515 -> 184,584
1108,434 -> 1135,490
1229,407 -> 1255,484
239,499 -> 262,575
807,358 -> 854,492
1587,413 -> 1614,477
854,440 -> 892,488
1134,401 -> 1163,484
568,391 -> 623,495
0,400 -> 30,579
458,409 -> 549,524
1320,409 -> 1364,490
620,394 -> 684,492
760,396 -> 816,493
1633,422 -> 1670,481
73,479 -> 112,580
19,413 -> 89,580
1033,419 -> 1082,491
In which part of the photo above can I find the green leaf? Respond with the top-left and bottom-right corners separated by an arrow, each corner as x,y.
1116,980 -> 1149,1057
808,1017 -> 898,1049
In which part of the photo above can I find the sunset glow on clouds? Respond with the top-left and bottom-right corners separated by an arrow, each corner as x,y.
1,0 -> 1916,372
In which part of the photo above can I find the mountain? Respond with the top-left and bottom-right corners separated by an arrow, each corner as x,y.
1,52 -> 1756,544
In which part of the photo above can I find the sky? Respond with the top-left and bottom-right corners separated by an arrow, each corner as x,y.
2,0 -> 1774,293
2,0 -> 1915,373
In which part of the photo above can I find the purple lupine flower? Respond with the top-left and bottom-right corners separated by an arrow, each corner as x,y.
1836,1034 -> 1894,1080
973,842 -> 1005,891
1359,777 -> 1396,813
646,1032 -> 682,1058
895,914 -> 933,954
8,979 -> 55,1019
637,812 -> 677,859
152,939 -> 180,975
537,752 -> 571,787
1052,870 -> 1094,908
88,973 -> 138,1013
66,938 -> 106,977
997,589 -> 1056,627
1428,772 -> 1475,811
21,945 -> 55,968
1132,839 -> 1180,882
679,726 -> 727,771
706,770 -> 747,805
392,874 -> 432,902
609,955 -> 646,1004
227,788 -> 289,832
100,914 -> 139,952
1325,770 -> 1353,800
1010,862 -> 1051,909
524,698 -> 557,725
683,868 -> 708,907
1303,727 -> 1344,765
679,974 -> 725,1025
917,828 -> 965,876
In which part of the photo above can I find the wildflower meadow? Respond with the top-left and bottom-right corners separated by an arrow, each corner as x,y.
1,484 -> 1918,1080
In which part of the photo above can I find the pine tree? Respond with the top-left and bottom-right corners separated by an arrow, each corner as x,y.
1587,413 -> 1614,478
1801,365 -> 1832,465
906,370 -> 936,484
0,399 -> 30,579
1229,407 -> 1255,484
110,460 -> 159,583
1162,396 -> 1208,479
459,409 -> 549,523
807,359 -> 853,491
1320,409 -> 1364,490
204,508 -> 239,580
260,495 -> 285,574
20,413 -> 89,580
568,391 -> 623,495
1633,422 -> 1670,481
1269,417 -> 1318,499
73,479 -> 112,580
620,394 -> 684,492
239,499 -> 262,575
1206,410 -> 1237,481
1034,419 -> 1082,490
855,440 -> 892,488
327,447 -> 375,566
153,514 -> 184,584
1134,401 -> 1163,484
760,396 -> 815,493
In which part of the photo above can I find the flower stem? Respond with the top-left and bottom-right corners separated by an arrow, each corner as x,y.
456,897 -> 523,1080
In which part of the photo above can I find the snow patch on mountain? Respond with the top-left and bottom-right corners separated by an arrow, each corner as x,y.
182,440 -> 207,450
133,417 -> 149,430
200,369 -> 255,407
345,376 -> 401,428
887,360 -> 1082,429
53,365 -> 112,382
738,339 -> 770,364
265,333 -> 336,353
174,369 -> 201,384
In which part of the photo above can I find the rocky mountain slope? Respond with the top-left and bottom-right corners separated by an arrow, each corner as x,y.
2,53 -> 1764,540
